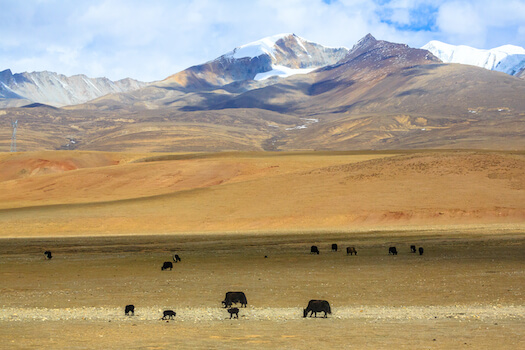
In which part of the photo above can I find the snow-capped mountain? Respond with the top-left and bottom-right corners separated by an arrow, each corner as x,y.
0,69 -> 148,107
164,33 -> 348,89
422,41 -> 525,78
225,33 -> 348,80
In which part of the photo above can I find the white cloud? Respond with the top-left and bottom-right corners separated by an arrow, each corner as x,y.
435,0 -> 525,47
436,2 -> 485,46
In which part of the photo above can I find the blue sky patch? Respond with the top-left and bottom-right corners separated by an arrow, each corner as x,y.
376,3 -> 439,32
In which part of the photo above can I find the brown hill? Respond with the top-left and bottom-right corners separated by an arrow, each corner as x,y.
0,106 -> 303,152
0,150 -> 523,237
282,63 -> 525,150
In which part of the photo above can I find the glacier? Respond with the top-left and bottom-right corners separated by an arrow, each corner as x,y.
422,40 -> 525,77
255,65 -> 318,81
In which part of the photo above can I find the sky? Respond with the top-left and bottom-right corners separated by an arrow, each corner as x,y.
1,0 -> 524,82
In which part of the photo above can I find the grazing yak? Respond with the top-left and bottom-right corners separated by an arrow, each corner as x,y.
44,251 -> 52,259
125,305 -> 135,316
331,244 -> 338,252
310,246 -> 320,255
389,247 -> 398,255
173,254 -> 181,263
346,247 -> 357,255
419,247 -> 424,255
222,291 -> 248,308
303,300 -> 331,318
161,310 -> 176,320
227,307 -> 239,319
161,261 -> 173,270
410,245 -> 417,253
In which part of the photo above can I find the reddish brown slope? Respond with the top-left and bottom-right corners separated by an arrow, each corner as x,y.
0,151 -> 523,237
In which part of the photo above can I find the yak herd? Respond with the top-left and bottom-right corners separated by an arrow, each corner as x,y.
124,292 -> 331,320
313,244 -> 424,256
42,242 -> 424,321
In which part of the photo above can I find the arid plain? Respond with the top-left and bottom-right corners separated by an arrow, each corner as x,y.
1,150 -> 524,349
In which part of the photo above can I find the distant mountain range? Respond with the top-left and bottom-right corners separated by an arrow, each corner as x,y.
2,35 -> 524,109
422,41 -> 525,78
0,70 -> 147,108
1,34 -> 524,153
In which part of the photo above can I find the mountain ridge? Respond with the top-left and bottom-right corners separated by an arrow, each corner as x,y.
0,69 -> 148,108
3,34 -> 524,109
1,34 -> 524,153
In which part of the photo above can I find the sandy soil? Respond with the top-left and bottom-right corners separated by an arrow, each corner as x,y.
1,232 -> 524,349
0,150 -> 524,237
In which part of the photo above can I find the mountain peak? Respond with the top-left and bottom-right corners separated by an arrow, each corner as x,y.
355,33 -> 377,46
330,35 -> 441,77
0,69 -> 14,82
165,34 -> 348,89
227,33 -> 294,60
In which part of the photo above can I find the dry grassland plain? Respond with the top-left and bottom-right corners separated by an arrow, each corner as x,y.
0,150 -> 524,349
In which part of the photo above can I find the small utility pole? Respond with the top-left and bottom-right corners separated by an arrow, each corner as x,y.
10,120 -> 17,152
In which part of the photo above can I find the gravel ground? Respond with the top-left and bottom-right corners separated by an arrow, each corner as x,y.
1,234 -> 525,349
2,305 -> 524,323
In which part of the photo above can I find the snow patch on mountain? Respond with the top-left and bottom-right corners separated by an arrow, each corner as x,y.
255,65 -> 317,81
422,41 -> 525,77
286,118 -> 319,131
228,33 -> 290,60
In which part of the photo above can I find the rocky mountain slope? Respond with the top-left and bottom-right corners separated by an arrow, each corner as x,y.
0,69 -> 147,108
422,41 -> 525,78
212,34 -> 441,112
164,33 -> 348,90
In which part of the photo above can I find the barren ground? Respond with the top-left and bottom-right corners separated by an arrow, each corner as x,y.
0,150 -> 524,348
1,232 -> 524,349
0,150 -> 524,237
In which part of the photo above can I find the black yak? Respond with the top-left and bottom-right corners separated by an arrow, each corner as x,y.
389,247 -> 398,255
419,247 -> 424,255
44,251 -> 52,259
303,300 -> 331,318
227,307 -> 239,319
346,247 -> 357,255
161,310 -> 176,320
310,246 -> 320,254
125,304 -> 135,316
410,245 -> 416,253
161,261 -> 173,270
331,244 -> 338,252
173,254 -> 181,263
222,291 -> 247,308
